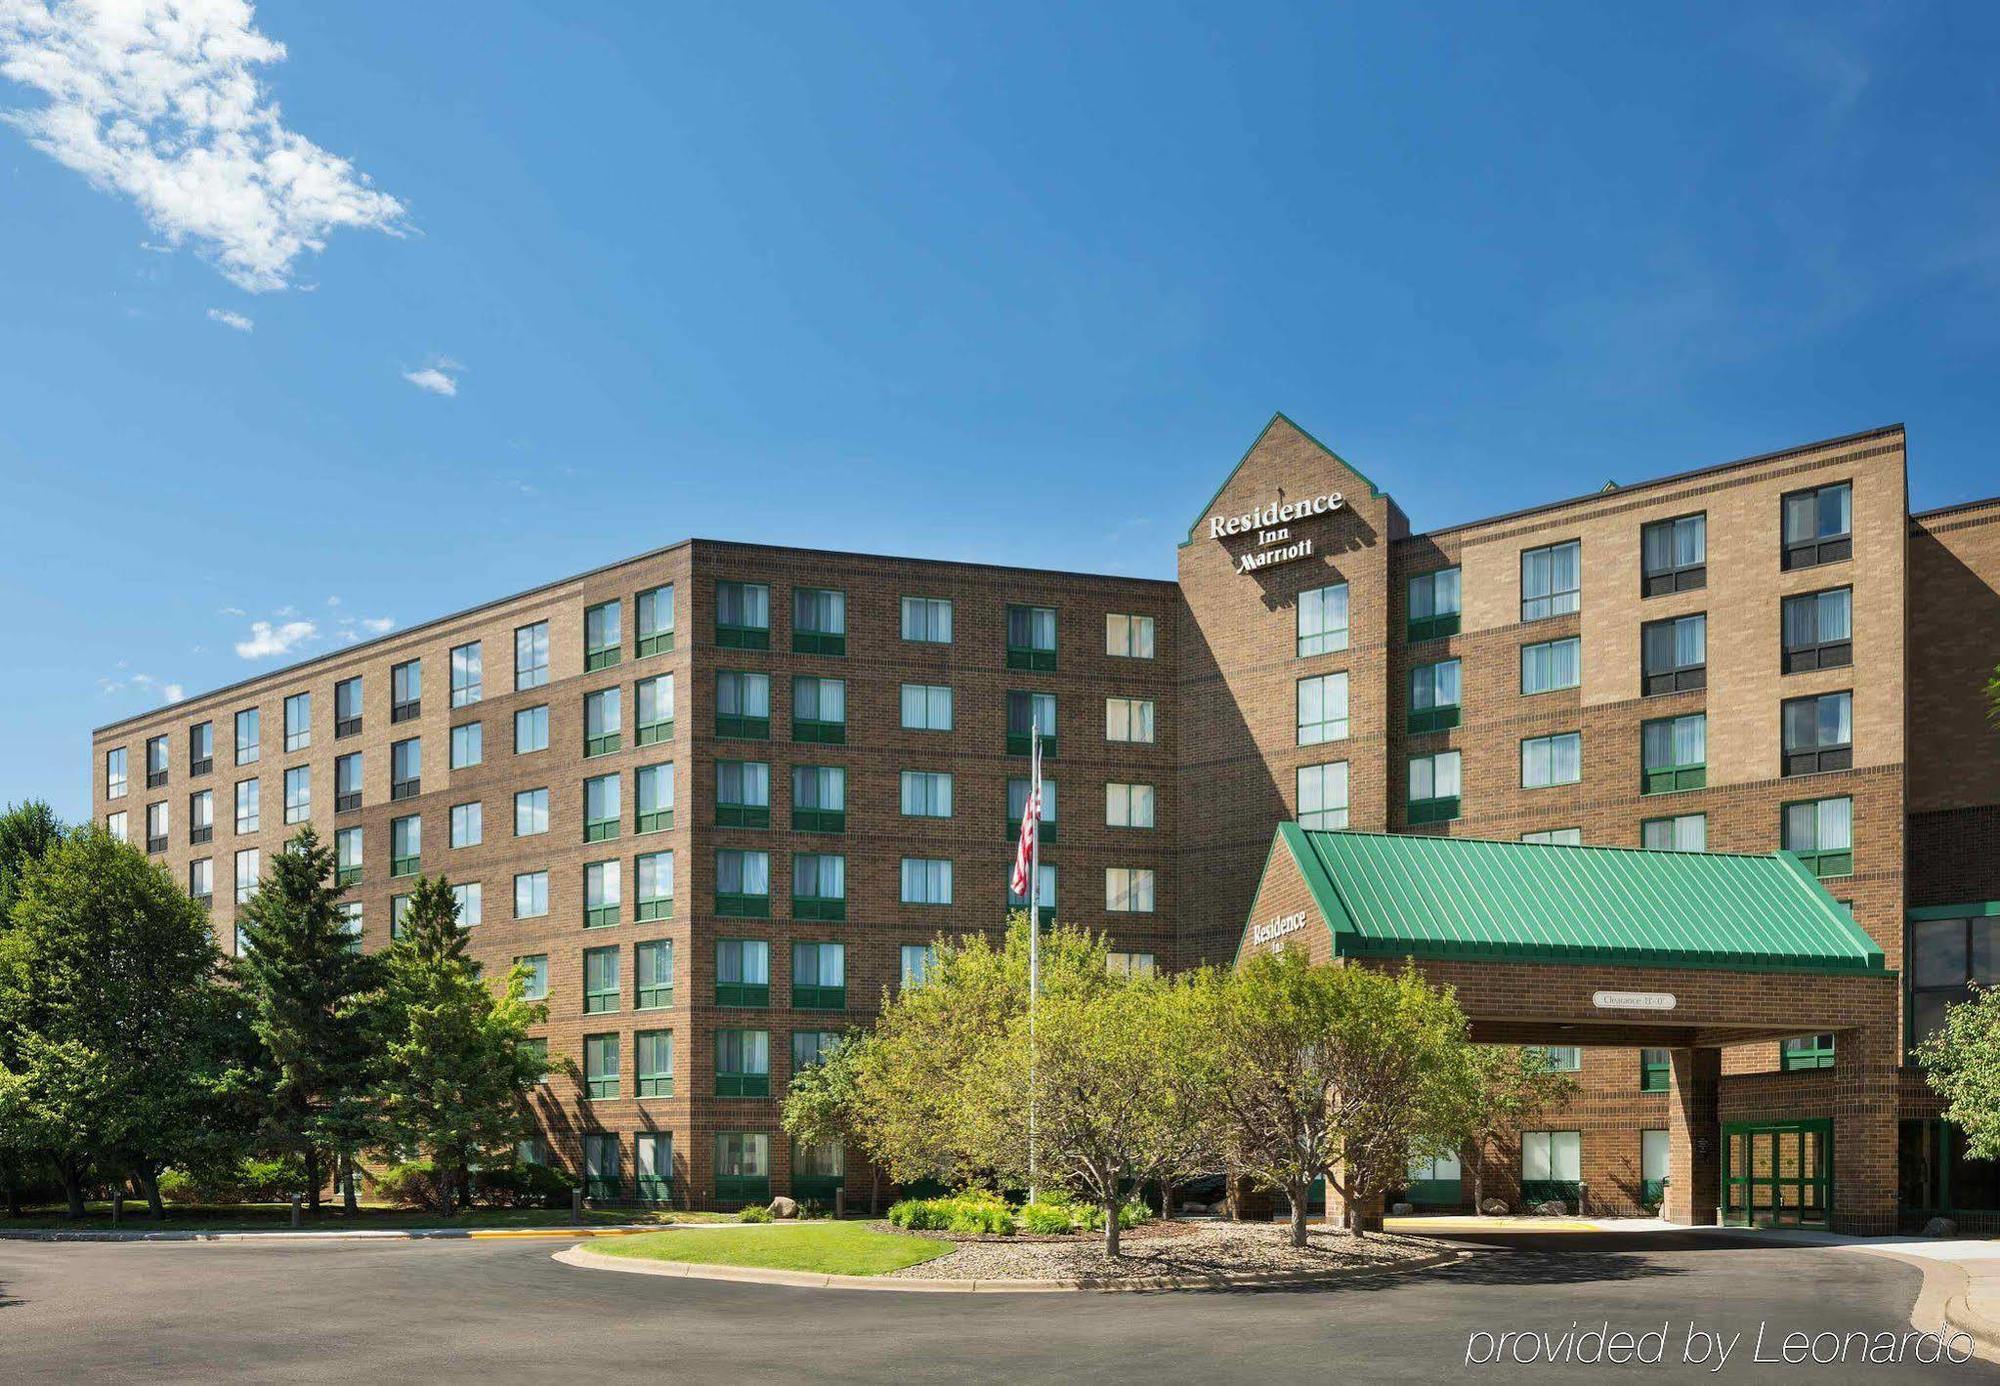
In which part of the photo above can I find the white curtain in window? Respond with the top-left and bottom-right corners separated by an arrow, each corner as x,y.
1548,733 -> 1580,784
1674,715 -> 1705,767
1642,523 -> 1673,574
1815,797 -> 1852,850
1675,616 -> 1706,667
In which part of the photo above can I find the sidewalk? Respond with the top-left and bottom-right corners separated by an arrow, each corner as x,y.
0,1223 -> 673,1244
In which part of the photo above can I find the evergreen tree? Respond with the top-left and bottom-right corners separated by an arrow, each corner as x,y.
0,800 -> 64,1215
233,826 -> 380,1214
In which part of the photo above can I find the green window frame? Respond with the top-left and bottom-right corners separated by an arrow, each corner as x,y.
1407,568 -> 1461,642
715,580 -> 771,650
1008,776 -> 1057,843
1781,796 -> 1853,878
636,674 -> 674,747
792,676 -> 847,744
635,850 -> 674,922
1407,751 -> 1461,825
792,587 -> 847,656
582,1130 -> 621,1198
583,946 -> 620,1014
1780,1033 -> 1835,1072
715,760 -> 770,828
792,853 -> 846,922
791,941 -> 846,1011
1409,658 -> 1462,734
584,600 -> 622,672
714,850 -> 770,917
635,938 -> 673,1009
584,773 -> 621,843
1005,604 -> 1058,670
714,1132 -> 771,1204
714,1030 -> 770,1098
1006,690 -> 1057,758
389,814 -> 421,878
791,765 -> 846,833
636,1131 -> 672,1202
583,859 -> 621,928
1641,713 -> 1707,794
635,762 -> 674,834
1721,1118 -> 1831,1228
583,1033 -> 620,1101
636,584 -> 676,658
1640,1048 -> 1671,1092
716,938 -> 770,1008
335,826 -> 362,887
583,687 -> 622,757
715,670 -> 771,740
636,1029 -> 674,1097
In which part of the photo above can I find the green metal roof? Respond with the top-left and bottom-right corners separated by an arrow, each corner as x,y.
1270,825 -> 1887,976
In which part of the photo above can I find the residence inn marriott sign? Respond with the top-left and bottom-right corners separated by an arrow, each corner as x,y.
94,414 -> 2000,1230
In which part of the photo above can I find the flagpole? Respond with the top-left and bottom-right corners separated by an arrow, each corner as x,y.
1028,716 -> 1041,1203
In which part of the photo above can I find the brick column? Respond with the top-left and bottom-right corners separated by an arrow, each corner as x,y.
1665,1047 -> 1721,1226
1831,1012 -> 1900,1236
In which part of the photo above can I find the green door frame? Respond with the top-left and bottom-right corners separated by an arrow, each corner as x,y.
1722,1117 -> 1832,1228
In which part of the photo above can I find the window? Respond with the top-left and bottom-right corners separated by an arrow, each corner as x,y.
1640,1048 -> 1672,1092
1782,481 -> 1853,570
390,660 -> 421,722
1783,588 -> 1853,673
714,1029 -> 770,1097
716,670 -> 771,739
1409,659 -> 1461,733
636,851 -> 674,922
146,735 -> 169,788
515,953 -> 549,1001
1521,827 -> 1582,847
1106,867 -> 1155,913
283,767 -> 310,825
792,941 -> 846,1010
637,584 -> 676,657
450,721 -> 482,770
584,687 -> 622,757
1008,777 -> 1058,841
1521,541 -> 1581,621
900,770 -> 953,818
900,596 -> 953,643
1108,952 -> 1156,978
234,848 -> 260,906
637,1030 -> 674,1098
335,826 -> 363,885
715,760 -> 769,828
900,945 -> 936,989
1106,613 -> 1155,659
581,1128 -> 620,1195
189,857 -> 213,904
1408,751 -> 1461,825
450,636 -> 480,704
637,763 -> 676,834
715,849 -> 770,916
1780,1034 -> 1835,1072
1521,636 -> 1581,696
793,1030 -> 842,1070
234,778 -> 260,833
1642,813 -> 1707,853
235,708 -> 260,766
1641,714 -> 1707,793
715,581 -> 771,649
1641,613 -> 1707,695
105,746 -> 128,799
583,1031 -> 620,1097
145,800 -> 169,853
1297,583 -> 1350,657
390,738 -> 421,800
390,815 -> 421,877
1006,604 -> 1058,670
585,773 -> 622,842
1408,568 -> 1462,641
190,721 -> 214,773
1910,913 -> 2000,1046
514,788 -> 549,837
1526,1045 -> 1582,1072
189,788 -> 214,844
792,853 -> 846,920
636,674 -> 674,745
792,765 -> 845,833
1296,672 -> 1349,745
1105,697 -> 1155,744
1105,782 -> 1152,829
1641,513 -> 1707,595
635,938 -> 673,1008
584,946 -> 621,1014
1782,691 -> 1853,775
1521,732 -> 1581,789
335,754 -> 362,813
584,859 -> 621,927
454,882 -> 482,926
900,683 -> 953,731
335,679 -> 362,738
715,1132 -> 770,1199
1297,762 -> 1349,831
106,811 -> 127,843
514,621 -> 550,691
792,676 -> 846,744
1008,862 -> 1057,918
900,857 -> 953,905
792,587 -> 846,656
1782,797 -> 1852,877
514,705 -> 549,754
584,600 -> 622,671
513,871 -> 548,919
1006,690 -> 1057,756
449,802 -> 481,849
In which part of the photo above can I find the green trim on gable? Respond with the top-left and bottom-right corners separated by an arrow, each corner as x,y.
1179,412 -> 1392,549
1908,901 -> 2000,921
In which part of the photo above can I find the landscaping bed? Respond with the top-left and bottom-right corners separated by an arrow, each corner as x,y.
599,1222 -> 953,1276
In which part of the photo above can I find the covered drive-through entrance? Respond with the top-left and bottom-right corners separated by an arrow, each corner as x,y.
1237,825 -> 1900,1233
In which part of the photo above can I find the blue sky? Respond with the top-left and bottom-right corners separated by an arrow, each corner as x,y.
3,1 -> 1998,823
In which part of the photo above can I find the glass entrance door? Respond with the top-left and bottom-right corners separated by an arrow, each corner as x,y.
1722,1119 -> 1830,1227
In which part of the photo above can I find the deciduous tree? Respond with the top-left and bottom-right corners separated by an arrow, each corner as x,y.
1919,985 -> 2000,1160
1446,1045 -> 1579,1213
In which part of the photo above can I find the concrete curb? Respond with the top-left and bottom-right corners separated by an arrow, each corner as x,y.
1850,1249 -> 2000,1366
0,1224 -> 668,1244
552,1241 -> 1469,1294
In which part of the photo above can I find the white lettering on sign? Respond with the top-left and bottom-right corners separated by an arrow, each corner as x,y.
1208,492 -> 1345,575
1591,990 -> 1677,1012
1251,911 -> 1309,948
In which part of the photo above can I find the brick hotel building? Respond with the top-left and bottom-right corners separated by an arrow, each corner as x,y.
90,416 -> 2000,1228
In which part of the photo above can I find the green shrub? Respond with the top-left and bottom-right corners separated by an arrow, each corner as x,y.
157,1157 -> 304,1206
946,1201 -> 1016,1236
1076,1198 -> 1152,1231
797,1199 -> 828,1220
1020,1199 -> 1077,1235
888,1189 -> 1017,1235
738,1204 -> 774,1223
374,1160 -> 444,1211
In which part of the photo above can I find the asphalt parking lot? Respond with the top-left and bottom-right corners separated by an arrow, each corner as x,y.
0,1227 -> 1989,1384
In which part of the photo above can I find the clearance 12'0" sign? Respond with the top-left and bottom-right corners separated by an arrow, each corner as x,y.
1210,491 -> 1345,574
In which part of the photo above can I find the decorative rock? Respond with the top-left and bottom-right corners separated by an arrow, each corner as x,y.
1480,1199 -> 1509,1216
1923,1216 -> 1957,1238
1534,1201 -> 1569,1218
1391,1202 -> 1414,1216
766,1196 -> 800,1219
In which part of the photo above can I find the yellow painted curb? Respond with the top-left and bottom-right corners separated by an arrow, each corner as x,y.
1384,1216 -> 1598,1233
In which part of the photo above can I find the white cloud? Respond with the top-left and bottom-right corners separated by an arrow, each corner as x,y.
206,307 -> 253,332
359,616 -> 395,634
273,603 -> 298,617
402,365 -> 457,397
234,618 -> 315,658
325,595 -> 340,607
0,0 -> 407,291
218,605 -> 246,617
161,682 -> 184,703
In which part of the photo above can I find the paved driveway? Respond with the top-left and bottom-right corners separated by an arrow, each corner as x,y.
0,1226 -> 1990,1383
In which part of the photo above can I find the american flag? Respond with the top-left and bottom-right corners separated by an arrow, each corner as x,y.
1009,720 -> 1042,900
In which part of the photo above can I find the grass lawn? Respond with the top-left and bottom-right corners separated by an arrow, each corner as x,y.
602,1221 -> 953,1276
1,1202 -> 734,1233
